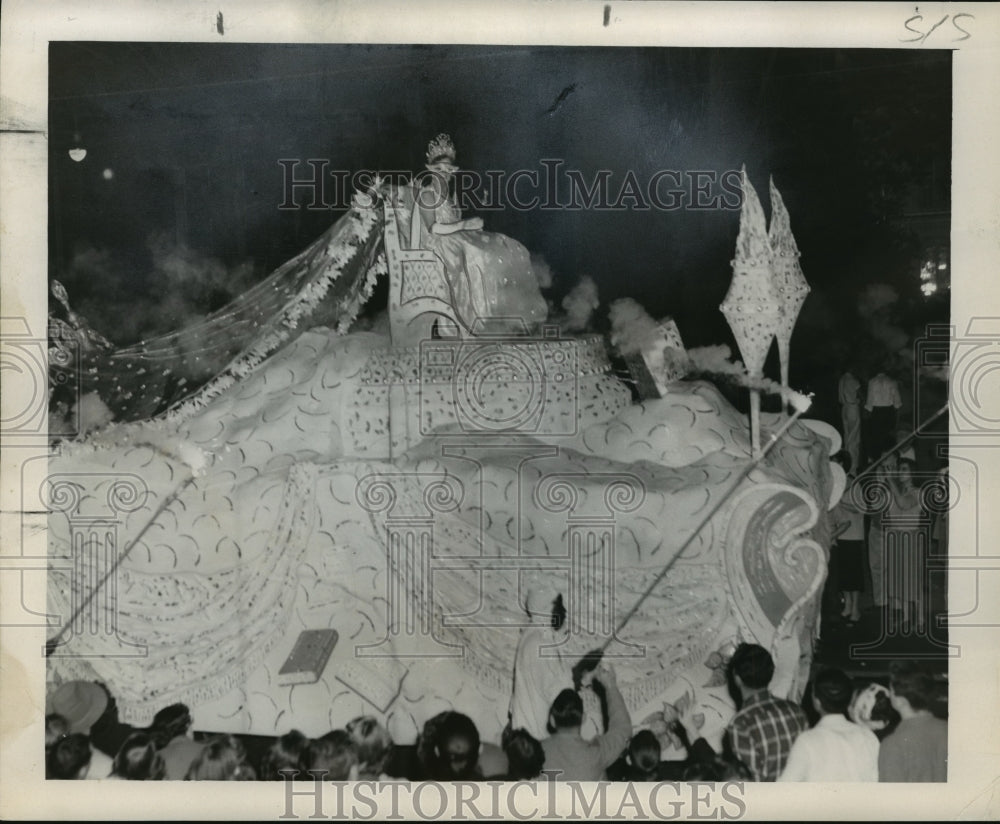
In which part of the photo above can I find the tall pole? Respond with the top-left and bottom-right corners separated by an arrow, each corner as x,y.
46,471 -> 198,656
750,389 -> 762,458
599,405 -> 808,654
854,403 -> 949,483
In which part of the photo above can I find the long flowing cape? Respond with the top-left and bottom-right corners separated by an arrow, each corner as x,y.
51,203 -> 387,424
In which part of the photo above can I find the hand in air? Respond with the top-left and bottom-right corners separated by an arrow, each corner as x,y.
591,663 -> 617,689
676,691 -> 705,743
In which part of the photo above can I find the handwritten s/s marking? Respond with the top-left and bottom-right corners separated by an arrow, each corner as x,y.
901,11 -> 974,43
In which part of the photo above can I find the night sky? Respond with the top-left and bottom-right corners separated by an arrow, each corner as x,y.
48,43 -> 952,424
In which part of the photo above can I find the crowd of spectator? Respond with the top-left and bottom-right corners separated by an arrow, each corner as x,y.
45,644 -> 946,784
831,348 -> 948,637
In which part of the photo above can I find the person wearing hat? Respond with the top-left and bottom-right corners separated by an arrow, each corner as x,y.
49,680 -> 108,734
47,681 -> 114,779
412,134 -> 548,334
49,679 -> 139,760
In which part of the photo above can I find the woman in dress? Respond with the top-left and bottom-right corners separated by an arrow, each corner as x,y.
509,589 -> 573,741
838,366 -> 862,470
885,459 -> 928,632
830,451 -> 864,624
867,452 -> 896,616
414,134 -> 548,334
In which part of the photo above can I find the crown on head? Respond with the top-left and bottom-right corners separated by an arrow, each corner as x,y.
426,133 -> 457,165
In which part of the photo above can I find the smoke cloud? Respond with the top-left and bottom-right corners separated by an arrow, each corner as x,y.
146,232 -> 256,302
609,298 -> 810,409
530,254 -> 554,290
686,344 -> 746,377
857,283 -> 898,317
687,344 -> 810,409
607,297 -> 662,356
856,282 -> 910,362
560,276 -> 600,333
60,234 -> 258,345
75,391 -> 114,435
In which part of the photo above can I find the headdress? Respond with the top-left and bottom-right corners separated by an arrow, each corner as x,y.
425,133 -> 458,170
848,682 -> 892,732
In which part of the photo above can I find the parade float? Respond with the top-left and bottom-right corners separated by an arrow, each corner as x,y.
44,136 -> 836,757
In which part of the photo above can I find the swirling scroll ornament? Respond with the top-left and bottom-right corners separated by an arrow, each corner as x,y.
355,475 -> 398,515
44,473 -> 147,518
533,476 -> 579,515
604,476 -> 646,514
356,472 -> 464,520
723,482 -> 825,701
107,477 -> 149,515
848,474 -> 894,515
423,476 -> 462,514
44,478 -> 84,515
919,472 -> 956,515
534,472 -> 645,520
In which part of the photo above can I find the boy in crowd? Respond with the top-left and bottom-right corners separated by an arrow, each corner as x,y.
542,663 -> 632,781
778,668 -> 879,781
878,661 -> 947,782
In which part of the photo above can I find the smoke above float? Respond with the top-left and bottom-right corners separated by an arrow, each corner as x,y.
608,296 -> 811,412
57,233 -> 259,346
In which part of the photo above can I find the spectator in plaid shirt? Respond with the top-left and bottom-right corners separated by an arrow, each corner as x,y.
725,643 -> 809,781
678,643 -> 809,781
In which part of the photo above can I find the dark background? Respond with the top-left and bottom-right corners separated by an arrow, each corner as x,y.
48,43 -> 952,429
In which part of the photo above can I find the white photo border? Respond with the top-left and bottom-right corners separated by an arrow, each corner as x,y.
2,1 -> 999,819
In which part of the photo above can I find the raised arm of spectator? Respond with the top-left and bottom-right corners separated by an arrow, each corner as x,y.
675,705 -> 718,767
591,665 -> 633,771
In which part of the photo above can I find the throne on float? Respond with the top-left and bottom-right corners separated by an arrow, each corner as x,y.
382,186 -> 476,347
